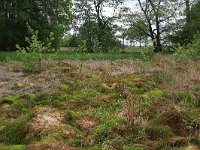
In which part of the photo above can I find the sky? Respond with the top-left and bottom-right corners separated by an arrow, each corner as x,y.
101,0 -> 139,45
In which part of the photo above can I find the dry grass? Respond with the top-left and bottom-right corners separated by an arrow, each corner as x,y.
1,55 -> 200,149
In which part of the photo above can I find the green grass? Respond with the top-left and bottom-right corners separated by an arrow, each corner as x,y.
0,51 -> 142,61
0,144 -> 25,150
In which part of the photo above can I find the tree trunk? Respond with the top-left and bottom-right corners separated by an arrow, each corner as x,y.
122,35 -> 125,50
155,15 -> 162,52
185,0 -> 191,23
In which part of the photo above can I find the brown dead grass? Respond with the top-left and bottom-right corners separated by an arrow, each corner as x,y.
26,141 -> 77,150
75,117 -> 98,130
150,55 -> 200,93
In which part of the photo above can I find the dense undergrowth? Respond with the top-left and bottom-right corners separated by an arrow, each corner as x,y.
0,55 -> 200,150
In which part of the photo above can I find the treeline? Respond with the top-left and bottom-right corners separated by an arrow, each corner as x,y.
0,0 -> 72,51
1,0 -> 200,52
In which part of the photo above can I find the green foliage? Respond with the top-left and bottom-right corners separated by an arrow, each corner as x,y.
125,19 -> 149,46
140,47 -> 155,61
178,92 -> 198,108
173,44 -> 189,61
0,51 -> 142,62
141,90 -> 163,101
187,33 -> 200,58
124,145 -> 147,150
0,145 -> 25,150
58,83 -> 69,91
0,0 -> 72,51
134,47 -> 155,67
94,104 -> 122,119
16,26 -> 56,72
0,119 -> 28,144
78,20 -> 120,52
62,35 -> 78,47
92,118 -> 125,143
16,28 -> 43,73
145,125 -> 173,140
190,137 -> 200,147
173,33 -> 200,60
172,1 -> 200,45
151,71 -> 174,84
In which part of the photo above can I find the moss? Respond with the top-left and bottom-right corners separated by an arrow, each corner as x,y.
0,118 -> 29,144
79,145 -> 102,150
140,90 -> 164,109
57,83 -> 69,91
115,74 -> 155,93
63,110 -> 79,123
141,89 -> 164,101
0,94 -> 36,114
124,145 -> 147,150
151,110 -> 187,136
145,124 -> 173,140
125,126 -> 146,143
190,137 -> 200,147
31,93 -> 68,107
91,117 -> 125,143
187,108 -> 200,123
0,144 -> 25,150
94,103 -> 122,119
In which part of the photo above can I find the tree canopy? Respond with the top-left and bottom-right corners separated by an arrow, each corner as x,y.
1,0 -> 200,52
0,0 -> 72,51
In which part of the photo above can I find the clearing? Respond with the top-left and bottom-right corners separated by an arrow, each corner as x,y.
0,56 -> 200,150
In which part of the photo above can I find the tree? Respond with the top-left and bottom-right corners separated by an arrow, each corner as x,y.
171,0 -> 200,45
73,0 -> 122,51
125,19 -> 149,48
61,34 -> 79,47
120,0 -> 181,52
185,0 -> 191,23
0,0 -> 72,51
78,19 -> 120,52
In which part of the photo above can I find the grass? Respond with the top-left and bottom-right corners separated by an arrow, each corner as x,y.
1,54 -> 200,149
0,51 -> 142,61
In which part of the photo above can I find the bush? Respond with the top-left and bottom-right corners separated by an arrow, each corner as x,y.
173,33 -> 200,60
140,47 -> 155,62
16,27 -> 44,72
16,26 -> 54,73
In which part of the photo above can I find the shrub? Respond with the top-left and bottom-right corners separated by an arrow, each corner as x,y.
16,26 -> 55,73
140,47 -> 155,62
173,33 -> 200,60
16,27 -> 44,73
135,47 -> 154,67
173,44 -> 189,61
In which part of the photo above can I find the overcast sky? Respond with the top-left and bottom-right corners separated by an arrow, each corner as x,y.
102,0 -> 138,17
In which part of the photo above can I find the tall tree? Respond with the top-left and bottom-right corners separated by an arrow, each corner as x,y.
73,0 -> 121,51
185,0 -> 191,23
0,0 -> 72,51
120,0 -> 181,52
172,0 -> 200,45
